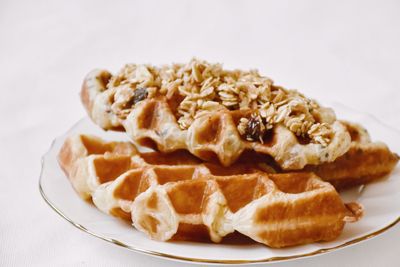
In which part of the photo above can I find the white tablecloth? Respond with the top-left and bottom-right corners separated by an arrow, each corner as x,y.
1,0 -> 399,266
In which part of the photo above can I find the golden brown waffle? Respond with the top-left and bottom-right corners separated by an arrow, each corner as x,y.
81,67 -> 352,170
58,134 -> 138,199
305,121 -> 399,189
58,134 -> 362,248
58,134 -> 201,200
59,122 -> 399,200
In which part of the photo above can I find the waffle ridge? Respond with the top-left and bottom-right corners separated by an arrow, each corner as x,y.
81,66 -> 352,170
58,134 -> 364,248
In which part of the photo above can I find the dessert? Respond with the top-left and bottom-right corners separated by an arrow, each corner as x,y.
305,121 -> 399,189
81,59 -> 352,169
59,134 -> 362,247
57,59 -> 399,249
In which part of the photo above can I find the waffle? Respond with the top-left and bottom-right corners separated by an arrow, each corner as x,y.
58,134 -> 362,248
305,121 -> 399,189
81,64 -> 352,170
58,134 -> 201,200
132,172 -> 362,247
59,124 -> 399,200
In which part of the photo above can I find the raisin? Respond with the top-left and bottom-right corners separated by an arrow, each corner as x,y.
133,87 -> 148,105
246,115 -> 265,141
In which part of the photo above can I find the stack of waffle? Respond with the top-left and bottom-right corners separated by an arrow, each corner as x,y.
59,59 -> 398,248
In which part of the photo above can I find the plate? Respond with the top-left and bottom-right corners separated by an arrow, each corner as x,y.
39,103 -> 400,264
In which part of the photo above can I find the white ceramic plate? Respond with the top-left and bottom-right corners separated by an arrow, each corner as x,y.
39,103 -> 400,265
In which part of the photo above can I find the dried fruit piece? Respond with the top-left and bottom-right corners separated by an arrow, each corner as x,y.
238,114 -> 266,143
133,87 -> 148,105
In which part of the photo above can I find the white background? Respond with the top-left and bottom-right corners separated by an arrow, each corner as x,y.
1,0 -> 399,266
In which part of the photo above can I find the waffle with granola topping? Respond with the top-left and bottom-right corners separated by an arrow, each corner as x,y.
58,134 -> 363,248
81,59 -> 352,170
305,121 -> 399,189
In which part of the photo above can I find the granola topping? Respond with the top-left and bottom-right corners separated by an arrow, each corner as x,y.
104,58 -> 334,146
